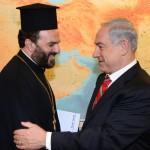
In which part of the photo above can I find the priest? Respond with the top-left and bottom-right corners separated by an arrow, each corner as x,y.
0,3 -> 60,149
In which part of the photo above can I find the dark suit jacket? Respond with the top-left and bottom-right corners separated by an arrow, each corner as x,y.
51,62 -> 150,150
0,50 -> 60,150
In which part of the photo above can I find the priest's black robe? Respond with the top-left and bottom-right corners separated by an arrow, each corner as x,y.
0,50 -> 60,150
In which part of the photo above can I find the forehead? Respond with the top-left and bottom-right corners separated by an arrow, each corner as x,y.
38,29 -> 60,42
95,26 -> 110,44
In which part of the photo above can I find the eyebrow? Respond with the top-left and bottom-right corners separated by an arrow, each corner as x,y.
47,41 -> 61,44
94,42 -> 105,46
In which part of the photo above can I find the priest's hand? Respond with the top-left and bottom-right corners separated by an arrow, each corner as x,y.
14,122 -> 46,150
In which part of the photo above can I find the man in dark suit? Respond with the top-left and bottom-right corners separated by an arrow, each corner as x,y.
0,3 -> 61,150
14,18 -> 150,150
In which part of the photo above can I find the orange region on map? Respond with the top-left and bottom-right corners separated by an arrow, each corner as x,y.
45,55 -> 90,99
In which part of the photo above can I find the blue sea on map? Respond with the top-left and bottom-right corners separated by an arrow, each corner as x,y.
56,49 -> 100,119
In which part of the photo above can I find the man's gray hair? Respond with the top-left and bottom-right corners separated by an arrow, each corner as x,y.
101,18 -> 138,52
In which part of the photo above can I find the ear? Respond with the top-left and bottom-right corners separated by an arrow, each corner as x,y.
120,39 -> 130,56
24,39 -> 34,52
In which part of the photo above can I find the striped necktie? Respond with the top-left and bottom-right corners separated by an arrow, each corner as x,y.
92,75 -> 111,110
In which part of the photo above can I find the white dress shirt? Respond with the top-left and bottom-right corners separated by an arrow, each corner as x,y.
108,59 -> 137,87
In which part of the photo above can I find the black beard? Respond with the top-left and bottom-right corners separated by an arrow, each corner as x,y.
31,45 -> 56,68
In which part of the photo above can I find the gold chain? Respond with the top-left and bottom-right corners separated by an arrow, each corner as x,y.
16,55 -> 56,131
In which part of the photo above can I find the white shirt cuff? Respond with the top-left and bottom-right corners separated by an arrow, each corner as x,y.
46,132 -> 52,150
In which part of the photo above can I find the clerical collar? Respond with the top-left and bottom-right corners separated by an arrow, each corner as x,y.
21,49 -> 37,64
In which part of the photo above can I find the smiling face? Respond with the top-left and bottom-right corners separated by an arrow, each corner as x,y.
93,26 -> 129,74
31,29 -> 60,68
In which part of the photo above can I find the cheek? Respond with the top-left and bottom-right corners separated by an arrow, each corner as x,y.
41,45 -> 52,53
105,52 -> 116,64
109,53 -> 121,67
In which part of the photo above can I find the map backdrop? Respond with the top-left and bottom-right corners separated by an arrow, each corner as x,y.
0,0 -> 150,119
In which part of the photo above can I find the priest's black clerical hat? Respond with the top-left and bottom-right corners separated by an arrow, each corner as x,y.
16,3 -> 59,32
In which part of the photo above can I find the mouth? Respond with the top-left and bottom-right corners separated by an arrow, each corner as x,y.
49,52 -> 56,57
48,55 -> 55,61
99,60 -> 104,63
98,60 -> 105,66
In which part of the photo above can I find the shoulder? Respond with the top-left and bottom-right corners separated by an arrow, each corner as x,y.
0,56 -> 36,88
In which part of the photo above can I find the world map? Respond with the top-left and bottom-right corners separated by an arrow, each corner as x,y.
0,0 -> 150,119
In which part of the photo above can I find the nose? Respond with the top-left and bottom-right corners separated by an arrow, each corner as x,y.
54,44 -> 60,54
92,46 -> 100,58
